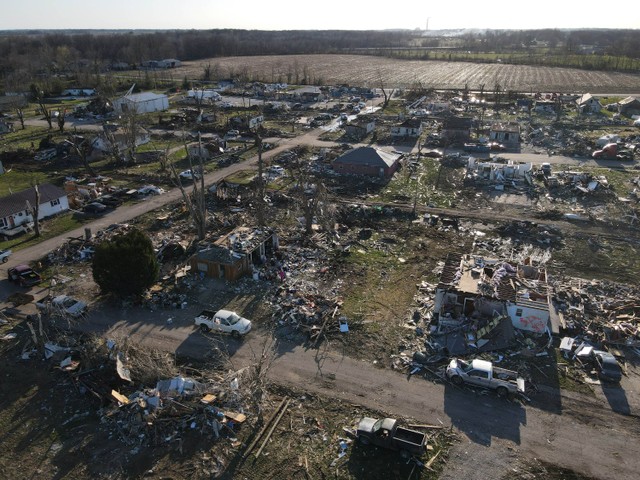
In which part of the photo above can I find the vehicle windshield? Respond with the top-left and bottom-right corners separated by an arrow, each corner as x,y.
227,313 -> 241,325
373,419 -> 384,431
62,298 -> 76,308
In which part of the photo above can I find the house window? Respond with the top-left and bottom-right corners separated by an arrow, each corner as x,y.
515,308 -> 523,317
50,199 -> 61,207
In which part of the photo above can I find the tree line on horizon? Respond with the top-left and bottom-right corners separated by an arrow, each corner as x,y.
0,28 -> 638,91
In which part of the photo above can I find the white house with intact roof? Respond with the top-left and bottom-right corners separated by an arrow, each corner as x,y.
0,184 -> 68,232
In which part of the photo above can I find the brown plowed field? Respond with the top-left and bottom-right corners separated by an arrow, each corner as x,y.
172,54 -> 640,93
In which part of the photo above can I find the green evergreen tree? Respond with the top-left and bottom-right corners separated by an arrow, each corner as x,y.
92,228 -> 159,296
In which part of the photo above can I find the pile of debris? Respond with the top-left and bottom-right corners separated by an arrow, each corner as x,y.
552,277 -> 640,348
269,234 -> 348,341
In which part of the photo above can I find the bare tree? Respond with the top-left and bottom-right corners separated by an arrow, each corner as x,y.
168,134 -> 208,240
287,156 -> 334,236
16,108 -> 25,130
57,109 -> 66,133
34,90 -> 53,129
121,109 -> 141,164
26,181 -> 41,237
378,73 -> 396,109
66,135 -> 96,176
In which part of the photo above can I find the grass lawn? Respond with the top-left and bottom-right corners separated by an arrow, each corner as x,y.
0,212 -> 86,252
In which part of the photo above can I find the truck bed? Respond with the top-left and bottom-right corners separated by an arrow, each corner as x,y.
492,366 -> 519,382
394,427 -> 425,446
196,310 -> 215,319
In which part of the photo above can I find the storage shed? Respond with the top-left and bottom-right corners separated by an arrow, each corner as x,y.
113,92 -> 169,114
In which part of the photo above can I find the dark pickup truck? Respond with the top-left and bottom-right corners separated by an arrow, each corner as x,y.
356,417 -> 427,457
8,264 -> 43,287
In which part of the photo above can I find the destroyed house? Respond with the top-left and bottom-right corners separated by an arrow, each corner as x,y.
489,122 -> 520,150
344,118 -> 375,140
576,93 -> 602,113
230,114 -> 264,130
441,117 -> 472,144
189,227 -> 278,281
618,96 -> 640,116
467,157 -> 532,183
433,253 -> 551,354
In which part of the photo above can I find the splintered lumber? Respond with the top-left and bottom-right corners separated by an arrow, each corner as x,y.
255,398 -> 291,457
407,424 -> 444,430
425,450 -> 441,470
243,397 -> 288,458
111,390 -> 130,405
200,394 -> 216,404
225,411 -> 247,423
312,305 -> 339,347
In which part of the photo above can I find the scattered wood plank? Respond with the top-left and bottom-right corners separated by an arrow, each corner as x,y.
225,411 -> 247,423
200,393 -> 216,404
243,397 -> 288,459
111,390 -> 130,405
407,424 -> 444,430
255,398 -> 291,458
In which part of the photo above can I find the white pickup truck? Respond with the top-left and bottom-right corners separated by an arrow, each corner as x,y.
194,309 -> 252,337
446,358 -> 525,397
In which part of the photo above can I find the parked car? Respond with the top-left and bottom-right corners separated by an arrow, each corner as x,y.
34,148 -> 57,161
8,264 -> 42,287
95,194 -> 122,208
179,169 -> 201,181
137,185 -> 165,196
194,309 -> 252,337
0,248 -> 12,263
37,295 -> 87,318
464,143 -> 491,153
591,350 -> 623,383
267,165 -> 285,176
83,202 -> 108,214
53,295 -> 87,317
560,337 -> 622,383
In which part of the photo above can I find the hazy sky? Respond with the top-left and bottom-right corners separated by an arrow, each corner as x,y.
2,0 -> 639,31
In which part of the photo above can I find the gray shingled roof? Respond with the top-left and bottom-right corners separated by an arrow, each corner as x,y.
0,184 -> 66,218
334,146 -> 400,168
123,92 -> 167,103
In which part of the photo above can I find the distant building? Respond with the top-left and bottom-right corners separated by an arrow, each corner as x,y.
489,122 -> 520,150
441,117 -> 473,144
61,88 -> 96,97
333,146 -> 400,179
113,92 -> 169,114
391,118 -> 423,138
344,119 -> 375,140
576,93 -> 602,114
618,96 -> 640,116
